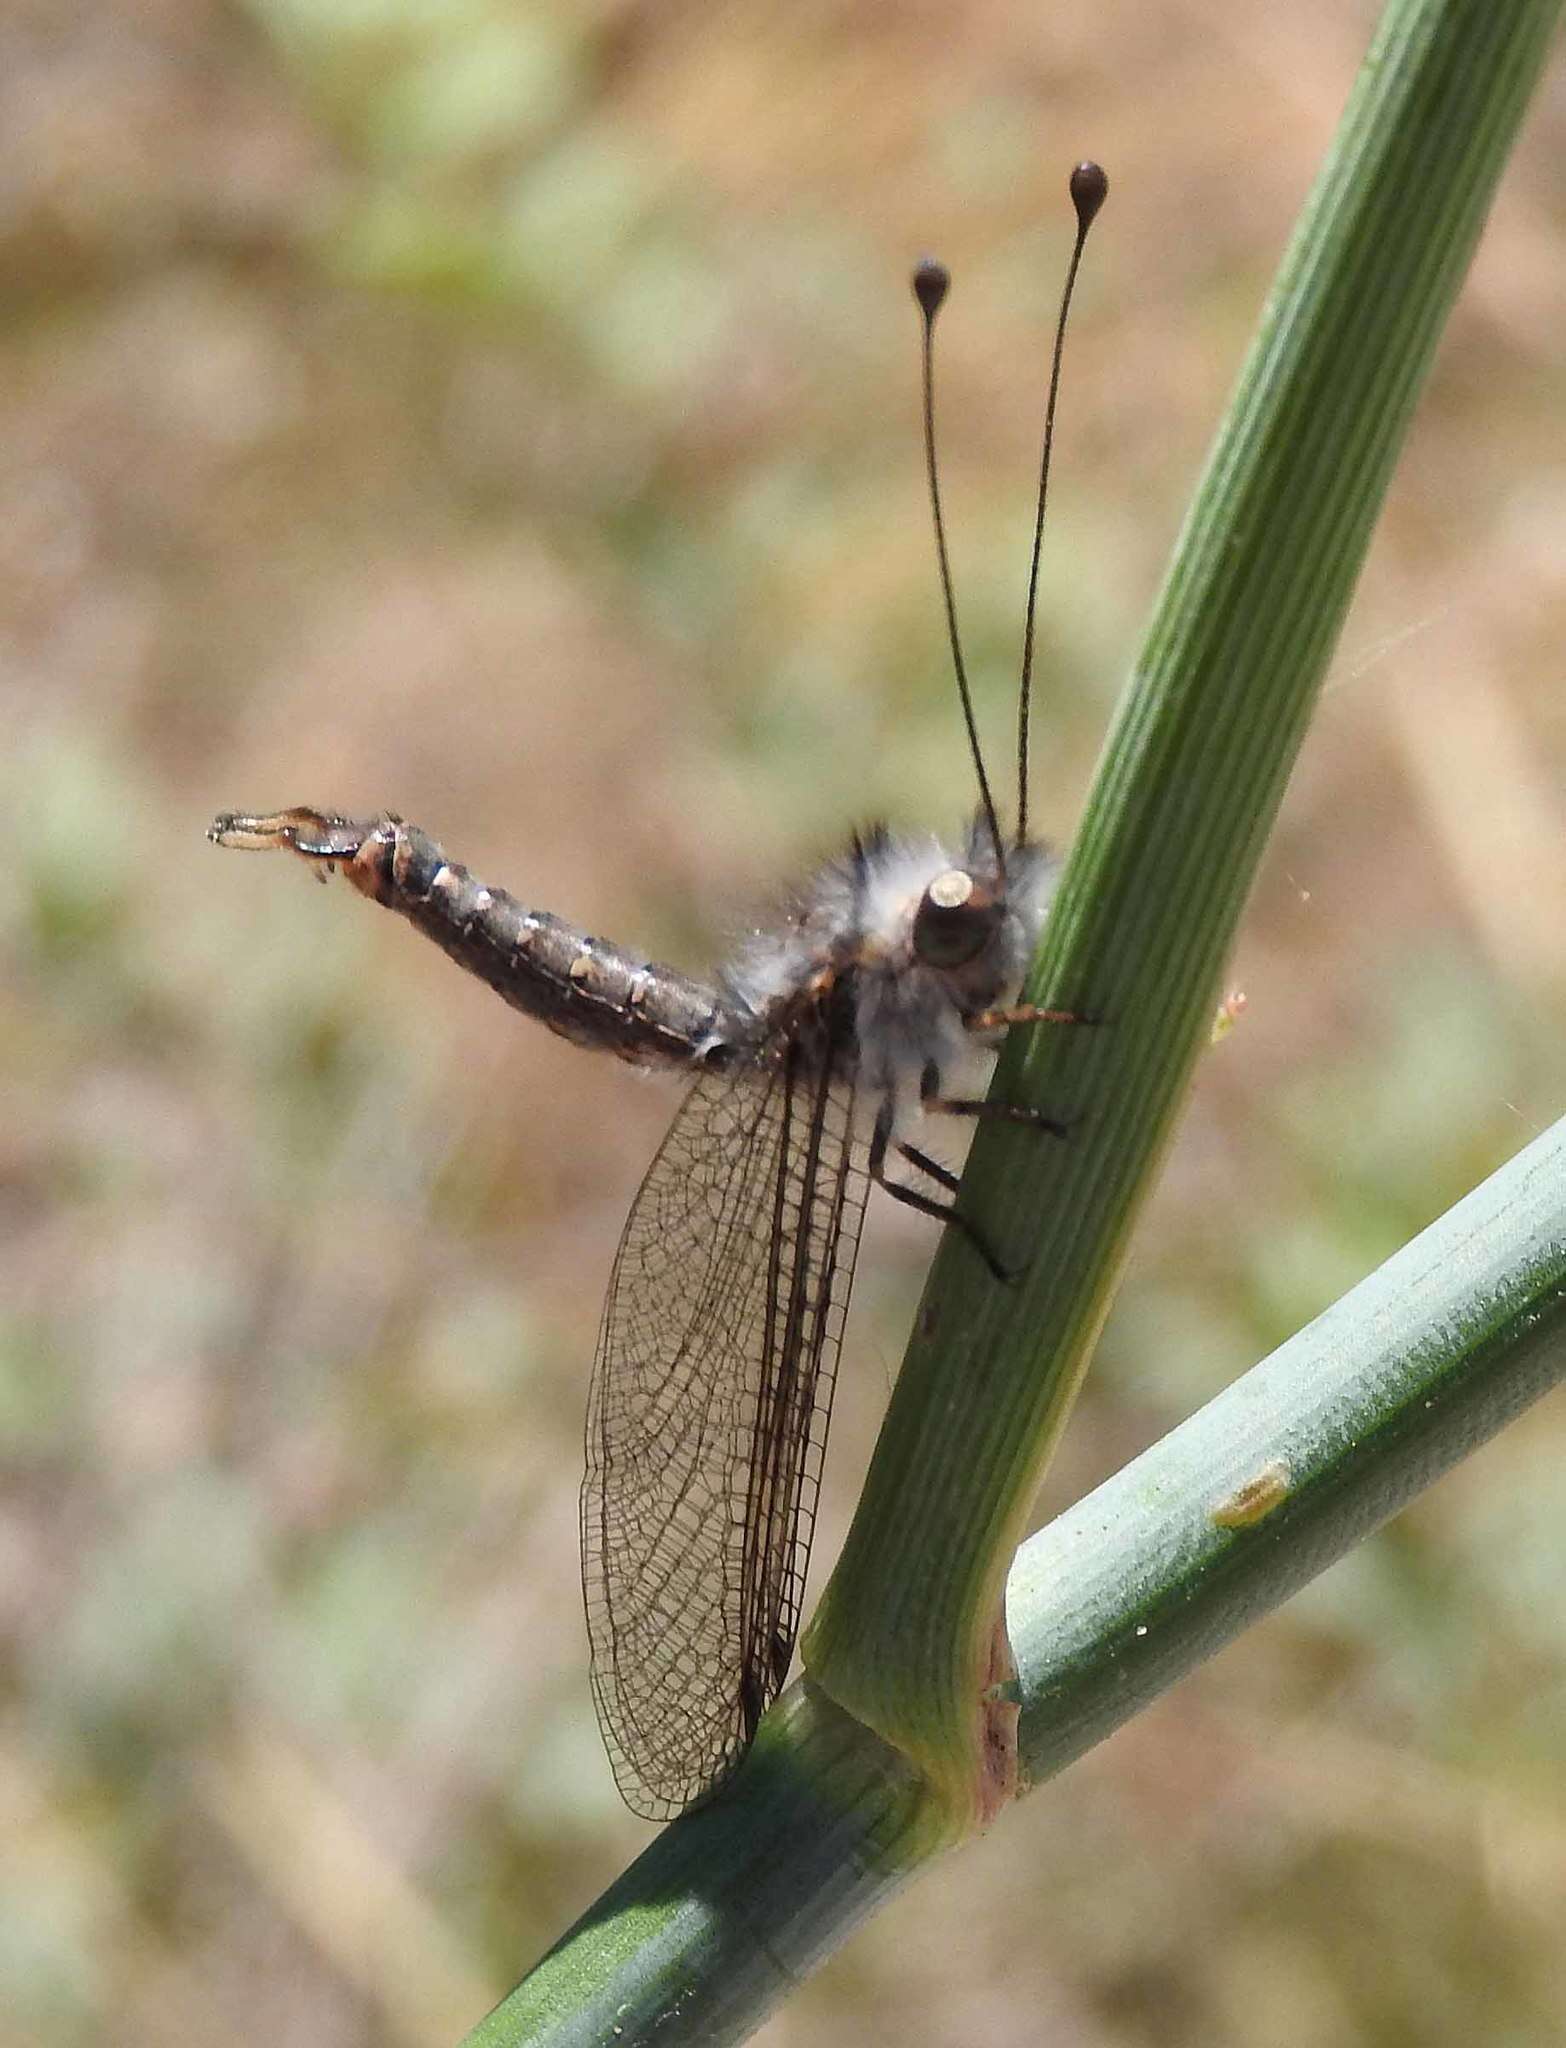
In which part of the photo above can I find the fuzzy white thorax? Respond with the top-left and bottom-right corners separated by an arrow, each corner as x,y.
721,828 -> 1059,1143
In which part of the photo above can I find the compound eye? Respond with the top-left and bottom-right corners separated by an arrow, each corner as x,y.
912,868 -> 1000,970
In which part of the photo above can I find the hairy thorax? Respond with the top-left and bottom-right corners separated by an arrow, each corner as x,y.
721,826 -> 1058,1126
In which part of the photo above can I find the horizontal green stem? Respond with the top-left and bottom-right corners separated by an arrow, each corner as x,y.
1012,1112 -> 1566,1770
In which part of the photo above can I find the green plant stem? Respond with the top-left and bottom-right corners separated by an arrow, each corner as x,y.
1012,1113 -> 1566,1775
467,0 -> 1564,2039
468,1118 -> 1566,2047
803,0 -> 1563,1824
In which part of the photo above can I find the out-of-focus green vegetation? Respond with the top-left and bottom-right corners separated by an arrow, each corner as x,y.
2,4 -> 1563,2044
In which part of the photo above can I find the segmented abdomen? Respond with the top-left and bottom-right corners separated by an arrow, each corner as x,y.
209,807 -> 752,1070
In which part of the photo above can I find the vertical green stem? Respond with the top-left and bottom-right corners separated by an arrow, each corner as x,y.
804,0 -> 1562,1827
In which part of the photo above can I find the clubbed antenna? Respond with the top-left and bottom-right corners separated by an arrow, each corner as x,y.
1016,159 -> 1108,846
914,257 -> 1006,877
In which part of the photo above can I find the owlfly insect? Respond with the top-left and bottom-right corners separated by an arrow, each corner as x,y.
211,162 -> 1108,1821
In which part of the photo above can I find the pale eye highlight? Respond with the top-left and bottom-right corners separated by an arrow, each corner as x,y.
913,869 -> 999,969
927,867 -> 974,910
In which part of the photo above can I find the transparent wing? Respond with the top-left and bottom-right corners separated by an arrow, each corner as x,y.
581,1048 -> 868,1820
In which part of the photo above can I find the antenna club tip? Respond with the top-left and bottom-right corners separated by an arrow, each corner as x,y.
912,258 -> 950,319
1069,160 -> 1109,226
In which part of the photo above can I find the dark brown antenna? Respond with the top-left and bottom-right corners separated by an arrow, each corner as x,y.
1016,159 -> 1108,846
914,257 -> 1006,876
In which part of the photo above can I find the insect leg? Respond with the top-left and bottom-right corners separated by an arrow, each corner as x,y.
869,1099 -> 1013,1282
919,1061 -> 1072,1139
897,1142 -> 960,1195
965,1002 -> 1101,1032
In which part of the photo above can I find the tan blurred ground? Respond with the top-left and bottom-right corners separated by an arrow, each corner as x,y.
2,4 -> 1564,2044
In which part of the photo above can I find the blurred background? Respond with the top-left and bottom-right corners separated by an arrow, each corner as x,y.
3,2 -> 1565,2043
